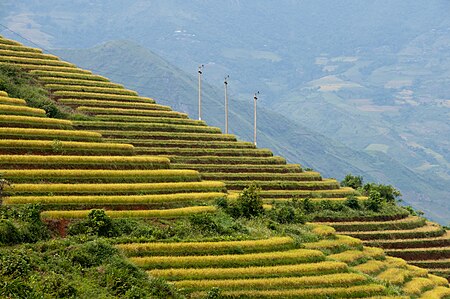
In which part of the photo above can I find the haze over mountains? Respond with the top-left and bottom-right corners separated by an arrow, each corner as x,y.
1,1 -> 449,223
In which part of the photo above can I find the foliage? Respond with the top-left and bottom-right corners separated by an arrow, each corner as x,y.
345,195 -> 361,210
363,183 -> 402,204
0,64 -> 68,118
365,190 -> 382,212
189,212 -> 247,236
227,184 -> 264,219
341,174 -> 364,189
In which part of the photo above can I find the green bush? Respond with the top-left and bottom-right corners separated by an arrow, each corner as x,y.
363,183 -> 401,203
341,174 -> 363,189
228,184 -> 264,219
268,203 -> 306,224
345,195 -> 361,210
365,190 -> 382,212
189,212 -> 246,236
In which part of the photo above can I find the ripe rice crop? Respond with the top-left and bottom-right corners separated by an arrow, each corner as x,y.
4,191 -> 225,205
0,37 -> 24,46
0,96 -> 27,106
0,155 -> 169,169
376,268 -> 409,285
129,248 -> 324,269
384,256 -> 408,268
172,163 -> 301,173
303,235 -> 362,250
171,156 -> 286,165
0,115 -> 73,129
0,91 -> 8,96
117,237 -> 294,256
260,188 -> 355,198
0,104 -> 46,117
403,277 -> 436,295
0,127 -> 102,141
226,179 -> 339,190
0,49 -> 59,60
61,100 -> 172,111
53,91 -> 154,103
428,274 -> 449,286
0,56 -> 75,67
38,77 -> 123,88
310,224 -> 336,236
385,246 -> 450,261
343,223 -> 445,240
0,139 -> 133,151
193,284 -> 386,299
77,107 -> 184,119
419,286 -> 450,299
0,44 -> 42,53
174,273 -> 367,291
95,115 -> 204,126
31,70 -> 106,81
136,147 -> 273,158
13,64 -> 91,74
202,172 -> 320,181
98,131 -> 234,141
74,121 -> 222,134
353,260 -> 386,274
6,181 -> 225,195
40,206 -> 217,219
328,247 -> 384,264
148,261 -> 348,280
45,84 -> 138,96
327,216 -> 426,232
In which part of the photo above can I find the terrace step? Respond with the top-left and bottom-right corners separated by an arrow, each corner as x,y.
38,76 -> 123,88
200,171 -> 321,181
73,120 -> 221,133
339,222 -> 445,240
1,169 -> 209,184
0,103 -> 46,117
225,179 -> 340,191
94,115 -> 203,126
5,181 -> 225,196
0,127 -> 102,141
45,83 -> 138,96
0,96 -> 27,106
172,163 -> 301,173
0,115 -> 73,129
259,187 -> 355,199
385,246 -> 450,261
97,130 -> 236,141
31,70 -> 108,81
319,216 -> 426,232
170,155 -> 286,165
135,147 -> 273,157
365,231 -> 450,249
106,139 -> 255,149
76,106 -> 187,118
411,259 -> 450,269
0,155 -> 171,170
53,91 -> 155,104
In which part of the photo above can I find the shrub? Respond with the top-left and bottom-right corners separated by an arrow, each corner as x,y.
86,209 -> 116,237
363,183 -> 401,204
228,184 -> 264,219
268,204 -> 306,224
345,195 -> 361,210
341,174 -> 363,189
189,212 -> 246,236
365,190 -> 382,212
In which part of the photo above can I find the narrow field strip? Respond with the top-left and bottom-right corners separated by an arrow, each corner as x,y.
322,216 -> 426,232
65,100 -> 173,111
40,206 -> 217,219
412,259 -> 450,269
260,187 -> 355,199
97,131 -> 236,141
225,179 -> 339,190
201,172 -> 320,181
135,147 -> 274,158
0,155 -> 170,169
339,222 -> 445,240
148,261 -> 348,280
0,104 -> 46,117
53,91 -> 155,103
174,273 -> 368,291
45,84 -> 138,96
74,120 -> 222,133
0,96 -> 27,106
171,155 -> 287,165
353,260 -> 386,275
419,286 -> 450,299
1,169 -> 203,183
365,231 -> 450,249
110,139 -> 254,149
5,181 -> 225,195
192,284 -> 386,299
8,64 -> 91,74
0,49 -> 59,60
328,247 -> 385,264
0,115 -> 73,129
303,235 -> 362,250
385,246 -> 450,260
0,56 -> 75,67
0,127 -> 102,141
5,192 -> 225,206
38,76 -> 123,88
403,277 -> 438,295
95,115 -> 206,126
117,237 -> 294,257
172,163 -> 301,173
130,248 -> 325,269
0,43 -> 43,53
31,70 -> 108,81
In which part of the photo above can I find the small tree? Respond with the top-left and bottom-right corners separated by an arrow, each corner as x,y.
366,190 -> 382,212
341,174 -> 363,190
234,184 -> 264,218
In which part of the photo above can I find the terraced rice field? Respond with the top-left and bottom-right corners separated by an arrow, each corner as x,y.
2,35 -> 450,295
116,227 -> 449,298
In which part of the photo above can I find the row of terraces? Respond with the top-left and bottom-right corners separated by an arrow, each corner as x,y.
0,88 -> 226,223
1,35 -> 450,295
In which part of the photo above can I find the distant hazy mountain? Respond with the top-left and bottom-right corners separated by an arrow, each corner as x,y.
1,1 -> 449,223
